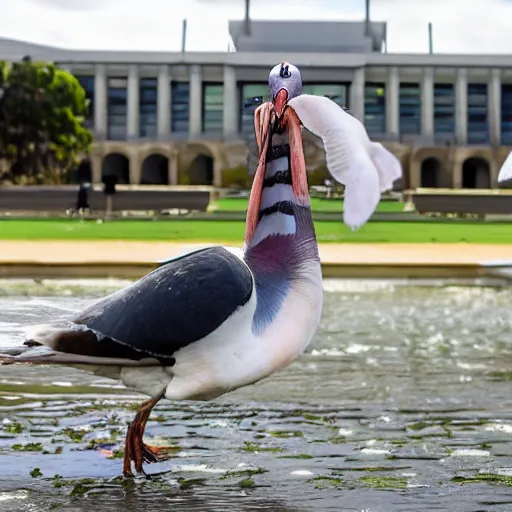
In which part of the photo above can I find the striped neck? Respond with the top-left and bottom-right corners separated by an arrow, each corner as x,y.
246,129 -> 313,250
251,143 -> 296,247
243,135 -> 320,335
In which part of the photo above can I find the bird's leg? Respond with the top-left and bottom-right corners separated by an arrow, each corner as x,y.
123,389 -> 167,478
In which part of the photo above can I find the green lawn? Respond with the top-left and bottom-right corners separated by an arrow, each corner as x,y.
1,219 -> 511,243
213,197 -> 405,213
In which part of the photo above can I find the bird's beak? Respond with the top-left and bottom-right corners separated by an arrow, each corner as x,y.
273,88 -> 289,118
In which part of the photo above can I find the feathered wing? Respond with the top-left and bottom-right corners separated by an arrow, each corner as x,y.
498,151 -> 512,184
1,247 -> 253,367
287,94 -> 403,230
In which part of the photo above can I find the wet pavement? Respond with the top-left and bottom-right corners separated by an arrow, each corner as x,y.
1,279 -> 512,511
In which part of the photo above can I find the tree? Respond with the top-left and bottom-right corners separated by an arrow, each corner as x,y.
0,59 -> 93,184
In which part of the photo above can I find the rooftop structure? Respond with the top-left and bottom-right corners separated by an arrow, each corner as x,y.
228,20 -> 386,53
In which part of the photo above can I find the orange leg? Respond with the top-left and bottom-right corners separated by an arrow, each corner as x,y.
123,389 -> 168,478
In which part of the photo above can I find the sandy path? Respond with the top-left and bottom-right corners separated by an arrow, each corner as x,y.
1,241 -> 512,265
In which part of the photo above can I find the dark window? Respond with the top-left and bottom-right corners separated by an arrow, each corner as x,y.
364,83 -> 386,134
434,83 -> 455,136
467,83 -> 488,144
139,78 -> 157,139
75,75 -> 95,128
501,84 -> 512,145
203,84 -> 224,133
171,82 -> 190,133
240,84 -> 269,135
107,78 -> 127,141
399,83 -> 421,135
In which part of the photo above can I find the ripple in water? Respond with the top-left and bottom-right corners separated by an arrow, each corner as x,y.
0,280 -> 512,511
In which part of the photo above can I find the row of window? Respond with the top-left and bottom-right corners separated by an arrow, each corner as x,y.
76,76 -> 511,143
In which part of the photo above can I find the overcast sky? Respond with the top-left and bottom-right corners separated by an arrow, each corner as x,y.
2,0 -> 512,54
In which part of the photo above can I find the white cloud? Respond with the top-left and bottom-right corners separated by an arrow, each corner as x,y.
1,0 -> 512,53
371,0 -> 512,54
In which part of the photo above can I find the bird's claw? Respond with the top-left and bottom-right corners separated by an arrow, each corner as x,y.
122,391 -> 167,478
123,443 -> 171,478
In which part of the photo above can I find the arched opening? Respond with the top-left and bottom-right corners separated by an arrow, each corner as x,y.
462,157 -> 491,189
188,153 -> 214,185
420,157 -> 442,188
102,153 -> 130,184
141,153 -> 169,185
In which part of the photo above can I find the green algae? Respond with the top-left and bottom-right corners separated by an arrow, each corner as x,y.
242,441 -> 285,453
178,477 -> 207,489
310,475 -> 344,490
452,473 -> 512,486
5,422 -> 24,434
63,428 -> 86,443
238,477 -> 256,488
267,430 -> 304,438
219,467 -> 267,480
360,476 -> 408,489
12,443 -> 43,452
30,468 -> 43,478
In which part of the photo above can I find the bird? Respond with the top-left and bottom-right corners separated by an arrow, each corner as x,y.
0,61 -> 402,478
498,150 -> 512,185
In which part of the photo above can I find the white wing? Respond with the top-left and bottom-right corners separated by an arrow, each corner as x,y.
288,94 -> 402,230
498,151 -> 512,183
369,142 -> 403,192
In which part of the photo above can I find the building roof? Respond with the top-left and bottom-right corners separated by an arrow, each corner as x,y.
0,36 -> 511,69
229,20 -> 387,53
0,37 -> 65,61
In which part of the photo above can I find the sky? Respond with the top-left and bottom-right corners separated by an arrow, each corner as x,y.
1,0 -> 512,54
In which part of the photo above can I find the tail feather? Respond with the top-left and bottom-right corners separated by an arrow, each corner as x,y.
0,345 -> 162,367
1,321 -> 163,367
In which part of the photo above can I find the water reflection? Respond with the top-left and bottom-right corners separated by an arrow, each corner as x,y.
1,279 -> 512,511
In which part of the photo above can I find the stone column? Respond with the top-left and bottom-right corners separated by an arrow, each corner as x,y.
223,65 -> 238,138
488,68 -> 501,147
349,67 -> 365,123
213,157 -> 223,187
127,64 -> 140,140
93,64 -> 108,139
169,153 -> 179,185
90,153 -> 103,184
189,65 -> 202,137
421,67 -> 434,140
453,160 -> 463,188
409,159 -> 420,189
157,65 -> 171,139
386,66 -> 399,138
129,153 -> 141,184
455,68 -> 468,145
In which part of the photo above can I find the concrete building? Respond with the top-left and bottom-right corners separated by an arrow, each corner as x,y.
0,19 -> 511,190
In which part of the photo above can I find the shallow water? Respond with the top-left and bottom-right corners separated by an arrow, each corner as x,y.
1,279 -> 512,511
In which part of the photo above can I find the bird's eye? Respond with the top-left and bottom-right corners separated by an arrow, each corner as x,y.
279,65 -> 291,78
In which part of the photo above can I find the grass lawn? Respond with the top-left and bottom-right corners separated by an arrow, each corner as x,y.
0,219 -> 511,243
214,197 -> 405,213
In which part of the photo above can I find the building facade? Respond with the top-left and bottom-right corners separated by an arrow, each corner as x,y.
1,29 -> 512,190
